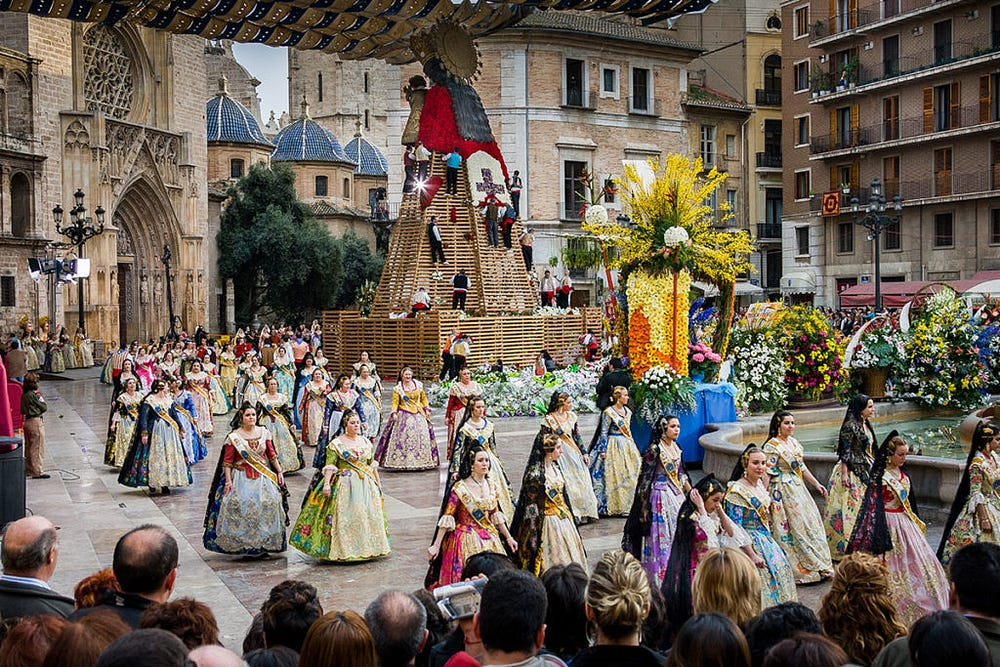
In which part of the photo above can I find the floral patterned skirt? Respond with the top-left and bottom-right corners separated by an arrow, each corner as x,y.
210,376 -> 231,415
210,470 -> 287,555
771,475 -> 833,582
591,434 -> 641,516
560,443 -> 599,523
105,415 -> 137,468
824,467 -> 865,559
747,527 -> 798,608
883,510 -> 948,628
541,514 -> 587,572
642,478 -> 685,585
437,523 -> 505,587
375,411 -> 439,471
119,420 -> 192,489
265,415 -> 304,474
940,496 -> 1000,566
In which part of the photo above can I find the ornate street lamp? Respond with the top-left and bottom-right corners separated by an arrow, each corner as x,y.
160,244 -> 178,341
52,190 -> 105,334
851,178 -> 903,311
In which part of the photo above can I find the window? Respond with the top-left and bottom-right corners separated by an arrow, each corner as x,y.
838,222 -> 854,254
705,190 -> 718,213
767,14 -> 781,30
726,189 -> 737,215
600,65 -> 618,98
983,73 -> 1000,123
765,188 -> 783,223
230,158 -> 245,179
796,226 -> 809,256
994,5 -> 1000,49
700,125 -> 716,166
835,106 -> 853,148
363,72 -> 369,94
631,67 -> 651,113
563,160 -> 588,219
934,148 -> 953,195
794,170 -> 811,200
992,208 -> 1000,245
883,96 -> 899,140
764,120 -> 782,157
793,61 -> 809,92
315,175 -> 328,196
993,140 -> 1000,189
763,54 -> 781,93
883,156 -> 900,199
364,109 -> 370,130
343,178 -> 350,198
317,72 -> 323,102
934,20 -> 952,63
883,0 -> 899,19
726,134 -> 736,158
794,6 -> 809,37
933,212 -> 954,247
796,115 -> 810,146
884,218 -> 901,250
0,276 -> 14,307
883,35 -> 899,77
565,58 -> 586,107
935,84 -> 957,131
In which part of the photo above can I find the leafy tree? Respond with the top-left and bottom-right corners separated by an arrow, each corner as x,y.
217,163 -> 342,324
333,231 -> 385,309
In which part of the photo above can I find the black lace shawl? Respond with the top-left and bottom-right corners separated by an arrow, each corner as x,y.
837,418 -> 876,483
846,430 -> 899,556
623,435 -> 686,558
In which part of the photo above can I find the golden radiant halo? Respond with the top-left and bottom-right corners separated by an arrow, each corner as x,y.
410,20 -> 481,82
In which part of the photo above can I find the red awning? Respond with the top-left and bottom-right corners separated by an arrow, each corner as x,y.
838,281 -> 946,308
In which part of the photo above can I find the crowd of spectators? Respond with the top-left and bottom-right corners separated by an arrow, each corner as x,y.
1,514 -> 998,667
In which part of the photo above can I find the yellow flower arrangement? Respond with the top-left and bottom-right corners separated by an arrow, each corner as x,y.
628,270 -> 690,377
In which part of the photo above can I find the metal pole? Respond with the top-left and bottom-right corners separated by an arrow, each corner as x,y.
78,230 -> 85,334
873,222 -> 882,311
163,245 -> 176,340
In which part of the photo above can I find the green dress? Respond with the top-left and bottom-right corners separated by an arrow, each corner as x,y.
290,435 -> 391,562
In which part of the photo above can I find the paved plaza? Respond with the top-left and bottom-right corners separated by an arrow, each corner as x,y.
19,370 -> 948,649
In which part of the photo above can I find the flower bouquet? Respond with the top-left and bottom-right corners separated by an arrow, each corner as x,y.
780,306 -> 845,402
631,364 -> 697,423
729,324 -> 787,414
687,341 -> 722,382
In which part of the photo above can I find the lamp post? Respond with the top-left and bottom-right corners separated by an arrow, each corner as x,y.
52,189 -> 105,335
851,178 -> 903,312
160,244 -> 177,341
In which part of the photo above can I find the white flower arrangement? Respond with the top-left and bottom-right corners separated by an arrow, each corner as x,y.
533,305 -> 579,316
427,364 -> 602,416
633,365 -> 697,423
584,204 -> 609,227
430,271 -> 444,281
728,327 -> 787,414
662,226 -> 690,248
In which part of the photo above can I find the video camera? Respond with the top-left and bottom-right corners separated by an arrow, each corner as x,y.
433,576 -> 487,621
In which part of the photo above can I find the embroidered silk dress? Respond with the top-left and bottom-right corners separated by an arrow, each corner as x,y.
354,377 -> 383,439
173,389 -> 207,464
105,391 -> 142,468
74,334 -> 94,367
298,381 -> 331,448
256,393 -> 305,474
374,381 -> 439,471
825,420 -> 875,559
432,479 -> 507,586
449,418 -> 515,520
202,428 -> 288,555
445,380 -> 482,453
243,367 -> 268,408
218,353 -> 237,398
543,413 -> 599,523
203,362 -> 231,415
185,372 -> 215,436
763,436 -> 833,583
589,406 -> 641,516
272,355 -> 297,404
118,395 -> 193,490
881,468 -> 949,627
290,436 -> 391,561
940,453 -> 1000,565
135,356 -> 156,390
725,478 -> 798,608
539,465 -> 588,572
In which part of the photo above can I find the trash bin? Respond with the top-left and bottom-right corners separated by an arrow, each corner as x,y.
0,436 -> 26,529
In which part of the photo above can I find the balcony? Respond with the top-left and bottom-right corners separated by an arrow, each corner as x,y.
810,0 -> 982,45
369,201 -> 399,224
755,89 -> 782,106
756,223 -> 782,240
755,151 -> 783,169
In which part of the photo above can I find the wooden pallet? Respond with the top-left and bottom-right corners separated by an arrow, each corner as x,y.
372,152 -> 536,316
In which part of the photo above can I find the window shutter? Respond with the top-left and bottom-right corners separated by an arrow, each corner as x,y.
950,81 -> 961,129
850,162 -> 860,190
848,0 -> 858,28
923,88 -> 933,134
830,109 -> 838,147
850,104 -> 860,145
830,166 -> 838,191
980,75 -> 991,124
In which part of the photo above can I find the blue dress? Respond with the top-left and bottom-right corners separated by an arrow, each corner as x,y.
119,396 -> 193,490
173,390 -> 207,464
588,406 -> 641,516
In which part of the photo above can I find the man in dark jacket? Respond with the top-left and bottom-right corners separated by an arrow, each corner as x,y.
0,516 -> 74,621
595,358 -> 632,411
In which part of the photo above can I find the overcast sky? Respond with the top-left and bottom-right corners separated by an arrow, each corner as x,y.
231,43 -> 289,122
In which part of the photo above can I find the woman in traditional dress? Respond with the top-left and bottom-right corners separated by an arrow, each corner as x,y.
589,386 -> 641,517
510,433 -> 587,575
168,376 -> 207,465
185,361 -> 215,438
353,364 -> 382,440
445,367 -> 482,457
159,351 -> 181,380
242,356 -> 268,409
449,398 -> 515,520
203,403 -> 289,557
847,433 -> 949,627
374,367 -> 439,471
73,328 -> 94,368
294,354 -> 320,429
47,331 -> 65,373
623,414 -> 691,585
233,353 -> 252,408
352,351 -> 379,379
21,328 -> 40,372
540,392 -> 599,524
427,444 -> 518,587
218,343 -> 238,399
313,347 -> 331,379
118,379 -> 193,494
762,410 -> 834,583
322,375 -> 359,450
105,377 -> 143,468
59,327 -> 77,370
271,346 -> 296,404
256,377 -> 304,474
134,347 -> 156,390
824,394 -> 876,560
298,368 -> 332,449
290,409 -> 391,562
725,445 -> 798,608
939,422 -> 1000,564
112,359 -> 139,402
201,356 -> 231,415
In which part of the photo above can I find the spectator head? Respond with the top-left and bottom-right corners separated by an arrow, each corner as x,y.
364,590 -> 428,667
298,610 -> 377,667
23,372 -> 39,392
242,613 -> 265,654
243,646 -> 299,667
475,569 -> 547,658
42,611 -> 130,667
140,597 -> 220,650
744,602 -> 821,667
586,550 -> 650,642
819,552 -> 906,665
260,580 -> 323,653
186,645 -> 245,667
111,524 -> 178,601
1,516 -> 59,581
460,552 -> 515,580
909,610 -> 990,667
949,542 -> 1000,617
540,563 -> 589,660
0,614 -> 67,665
410,589 -> 451,664
693,547 -> 761,628
762,633 -> 849,667
665,613 -> 751,667
94,628 -> 187,667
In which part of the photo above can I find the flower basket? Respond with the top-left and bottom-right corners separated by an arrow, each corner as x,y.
858,367 -> 888,399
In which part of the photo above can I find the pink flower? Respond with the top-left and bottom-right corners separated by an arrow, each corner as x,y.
800,335 -> 808,341
693,353 -> 705,362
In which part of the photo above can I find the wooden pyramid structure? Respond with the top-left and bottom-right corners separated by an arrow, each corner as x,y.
372,152 -> 536,316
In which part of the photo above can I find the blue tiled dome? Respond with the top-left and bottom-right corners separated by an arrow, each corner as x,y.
344,134 -> 388,177
206,92 -> 270,146
272,116 -> 351,163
